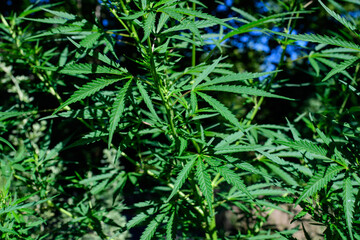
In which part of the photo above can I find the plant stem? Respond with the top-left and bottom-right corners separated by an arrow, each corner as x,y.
146,37 -> 179,145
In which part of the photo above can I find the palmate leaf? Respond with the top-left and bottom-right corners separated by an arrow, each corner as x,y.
167,156 -> 197,202
196,158 -> 213,216
295,165 -> 344,206
37,63 -> 125,75
217,165 -> 253,200
197,85 -> 292,100
322,57 -> 359,82
267,30 -> 360,51
53,77 -> 127,115
142,12 -> 155,42
108,79 -> 132,148
197,92 -> 242,129
67,37 -> 120,69
319,0 -> 356,31
343,177 -> 355,240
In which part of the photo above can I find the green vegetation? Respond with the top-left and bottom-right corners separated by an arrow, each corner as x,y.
0,0 -> 359,239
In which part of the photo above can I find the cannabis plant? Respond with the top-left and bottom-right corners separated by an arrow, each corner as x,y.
25,0 -> 307,238
1,0 -> 359,239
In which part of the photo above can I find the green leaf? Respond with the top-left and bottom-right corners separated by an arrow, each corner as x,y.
222,11 -> 308,41
322,57 -> 359,82
277,139 -> 328,157
127,212 -> 149,230
162,20 -> 216,34
286,118 -> 301,141
160,7 -> 234,30
319,0 -> 356,31
0,197 -> 51,215
197,84 -> 292,100
295,165 -> 344,206
196,158 -> 213,216
178,137 -> 187,156
218,165 -> 253,200
80,32 -> 102,48
264,162 -> 298,186
108,79 -> 132,148
137,81 -> 161,122
0,111 -> 31,121
157,12 -> 169,33
197,92 -> 242,129
215,131 -> 245,148
215,145 -> 266,154
0,225 -> 19,235
268,30 -> 360,51
231,6 -> 257,21
24,17 -> 68,24
53,78 -> 126,114
140,209 -> 168,240
67,37 -> 120,68
142,12 -> 155,42
0,136 -> 16,151
166,210 -> 175,240
141,0 -> 147,10
120,11 -> 145,20
343,177 -> 355,240
167,156 -> 197,202
235,162 -> 272,180
42,8 -> 77,20
37,63 -> 125,75
192,58 -> 222,90
65,130 -> 108,149
257,150 -> 288,165
196,71 -> 279,88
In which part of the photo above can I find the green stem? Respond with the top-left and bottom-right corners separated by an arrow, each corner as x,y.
192,2 -> 196,73
146,37 -> 179,144
246,4 -> 300,126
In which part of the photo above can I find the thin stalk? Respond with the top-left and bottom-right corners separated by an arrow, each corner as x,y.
146,37 -> 179,144
246,4 -> 300,126
192,2 -> 196,74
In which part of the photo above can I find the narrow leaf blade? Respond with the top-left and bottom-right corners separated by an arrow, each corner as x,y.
167,156 -> 197,202
54,78 -> 125,114
108,79 -> 132,148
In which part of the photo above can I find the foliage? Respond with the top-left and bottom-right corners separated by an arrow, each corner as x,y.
0,0 -> 359,239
